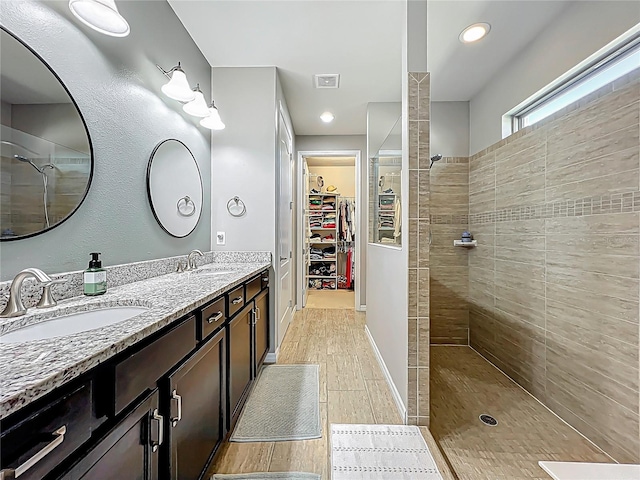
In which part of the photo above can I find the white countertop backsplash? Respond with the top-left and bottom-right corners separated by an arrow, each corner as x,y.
0,251 -> 271,419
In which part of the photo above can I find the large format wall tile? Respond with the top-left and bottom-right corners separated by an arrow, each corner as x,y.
467,73 -> 640,462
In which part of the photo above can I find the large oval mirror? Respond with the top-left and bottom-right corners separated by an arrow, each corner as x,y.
0,27 -> 93,241
147,139 -> 203,238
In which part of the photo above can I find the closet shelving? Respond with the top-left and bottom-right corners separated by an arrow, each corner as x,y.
307,193 -> 338,290
377,192 -> 398,239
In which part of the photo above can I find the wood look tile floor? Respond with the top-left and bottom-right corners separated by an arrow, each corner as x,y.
209,308 -> 455,479
430,345 -> 612,480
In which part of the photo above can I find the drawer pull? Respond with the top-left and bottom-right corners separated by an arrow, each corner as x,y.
255,307 -> 261,320
207,312 -> 224,324
151,409 -> 164,452
262,277 -> 268,283
2,425 -> 66,478
170,390 -> 183,427
232,296 -> 243,305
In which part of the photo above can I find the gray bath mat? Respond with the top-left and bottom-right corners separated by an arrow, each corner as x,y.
212,474 -> 320,480
331,424 -> 444,479
230,364 -> 321,442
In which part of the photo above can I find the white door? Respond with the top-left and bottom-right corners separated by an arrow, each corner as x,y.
277,111 -> 294,346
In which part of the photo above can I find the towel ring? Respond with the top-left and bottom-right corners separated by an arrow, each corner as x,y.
177,195 -> 196,217
227,196 -> 247,217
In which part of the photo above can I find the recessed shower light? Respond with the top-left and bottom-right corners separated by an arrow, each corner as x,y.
320,112 -> 335,123
459,23 -> 491,44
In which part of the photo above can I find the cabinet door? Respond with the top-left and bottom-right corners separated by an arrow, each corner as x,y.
164,329 -> 225,480
253,289 -> 269,375
61,390 -> 162,480
227,303 -> 253,428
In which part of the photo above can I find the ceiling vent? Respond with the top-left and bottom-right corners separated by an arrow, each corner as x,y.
314,74 -> 340,89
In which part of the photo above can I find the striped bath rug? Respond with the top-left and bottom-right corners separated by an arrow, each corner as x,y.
230,365 -> 321,442
330,424 -> 444,479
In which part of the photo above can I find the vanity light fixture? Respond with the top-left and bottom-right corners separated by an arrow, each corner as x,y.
320,111 -> 335,123
68,0 -> 130,37
157,63 -> 196,102
200,102 -> 226,130
183,84 -> 210,118
459,22 -> 491,43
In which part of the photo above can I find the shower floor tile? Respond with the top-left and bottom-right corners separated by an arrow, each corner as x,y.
430,345 -> 612,479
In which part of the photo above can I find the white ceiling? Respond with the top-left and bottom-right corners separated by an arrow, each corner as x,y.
168,0 -> 404,136
427,0 -> 570,101
169,0 -> 570,135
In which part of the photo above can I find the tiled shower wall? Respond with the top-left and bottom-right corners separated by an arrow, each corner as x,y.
407,72 -> 430,426
468,71 -> 640,462
430,157 -> 469,344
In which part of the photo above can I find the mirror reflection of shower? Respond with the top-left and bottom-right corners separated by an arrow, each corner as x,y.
12,153 -> 56,228
430,153 -> 443,168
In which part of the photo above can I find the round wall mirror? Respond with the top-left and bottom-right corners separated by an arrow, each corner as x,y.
0,27 -> 93,241
146,139 -> 203,238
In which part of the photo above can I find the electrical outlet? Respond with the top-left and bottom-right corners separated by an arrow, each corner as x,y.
216,231 -> 226,246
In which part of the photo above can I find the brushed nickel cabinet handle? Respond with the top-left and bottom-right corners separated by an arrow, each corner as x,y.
1,425 -> 66,478
207,312 -> 223,324
232,296 -> 243,305
170,390 -> 182,427
151,409 -> 163,452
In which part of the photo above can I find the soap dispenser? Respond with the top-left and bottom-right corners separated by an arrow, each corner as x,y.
84,252 -> 107,296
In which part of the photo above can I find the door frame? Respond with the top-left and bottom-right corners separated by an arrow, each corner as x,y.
296,149 -> 363,311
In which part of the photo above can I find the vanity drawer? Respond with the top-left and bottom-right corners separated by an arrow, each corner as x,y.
227,286 -> 245,317
114,316 -> 196,416
199,296 -> 226,341
0,382 -> 92,480
245,274 -> 263,301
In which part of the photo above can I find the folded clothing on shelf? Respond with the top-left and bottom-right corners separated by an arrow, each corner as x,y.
310,233 -> 322,241
323,234 -> 334,241
308,262 -> 335,276
322,279 -> 336,289
322,246 -> 336,258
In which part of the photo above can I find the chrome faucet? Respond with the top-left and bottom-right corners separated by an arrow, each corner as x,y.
185,250 -> 204,270
0,268 -> 54,318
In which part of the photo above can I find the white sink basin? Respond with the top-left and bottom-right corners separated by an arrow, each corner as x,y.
0,306 -> 149,344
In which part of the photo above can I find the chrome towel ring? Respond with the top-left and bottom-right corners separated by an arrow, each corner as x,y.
227,196 -> 247,217
177,196 -> 196,217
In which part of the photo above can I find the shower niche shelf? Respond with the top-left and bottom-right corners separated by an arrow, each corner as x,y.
453,240 -> 477,247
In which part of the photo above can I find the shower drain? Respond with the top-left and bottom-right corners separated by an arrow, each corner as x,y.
479,414 -> 498,426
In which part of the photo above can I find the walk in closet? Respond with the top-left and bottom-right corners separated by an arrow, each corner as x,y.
303,157 -> 356,293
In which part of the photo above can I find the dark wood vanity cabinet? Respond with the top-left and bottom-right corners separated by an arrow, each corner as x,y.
1,269 -> 270,480
60,389 -> 162,480
227,303 -> 254,429
162,328 -> 225,480
253,289 -> 269,376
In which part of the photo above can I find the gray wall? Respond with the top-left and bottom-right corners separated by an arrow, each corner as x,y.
431,101 -> 469,158
296,134 -> 367,309
0,1 -> 211,280
469,0 -> 640,155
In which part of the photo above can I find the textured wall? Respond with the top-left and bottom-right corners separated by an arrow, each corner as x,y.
468,70 -> 640,462
407,72 -> 430,426
0,1 -> 211,280
429,157 -> 469,344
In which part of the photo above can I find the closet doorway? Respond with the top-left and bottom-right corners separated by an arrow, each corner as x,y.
297,151 -> 361,310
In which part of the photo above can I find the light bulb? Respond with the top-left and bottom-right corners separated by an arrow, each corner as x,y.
320,112 -> 334,123
200,104 -> 225,130
459,23 -> 491,43
69,0 -> 130,37
183,88 -> 210,118
161,68 -> 196,102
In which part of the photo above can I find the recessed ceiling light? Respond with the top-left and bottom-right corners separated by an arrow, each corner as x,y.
320,112 -> 335,123
459,23 -> 491,44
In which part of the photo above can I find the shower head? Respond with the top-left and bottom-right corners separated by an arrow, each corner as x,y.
430,154 -> 443,168
13,154 -> 48,174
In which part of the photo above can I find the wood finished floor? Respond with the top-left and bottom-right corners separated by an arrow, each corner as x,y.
430,345 -> 613,480
209,308 -> 455,479
305,290 -> 356,309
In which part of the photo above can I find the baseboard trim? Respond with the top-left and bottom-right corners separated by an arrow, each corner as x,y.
265,348 -> 279,364
364,325 -> 407,424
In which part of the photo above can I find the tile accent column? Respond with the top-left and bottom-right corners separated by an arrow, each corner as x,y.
408,72 -> 430,426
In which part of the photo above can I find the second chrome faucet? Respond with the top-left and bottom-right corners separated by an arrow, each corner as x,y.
175,250 -> 204,273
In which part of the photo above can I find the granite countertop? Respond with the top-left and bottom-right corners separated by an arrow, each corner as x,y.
0,260 -> 270,419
